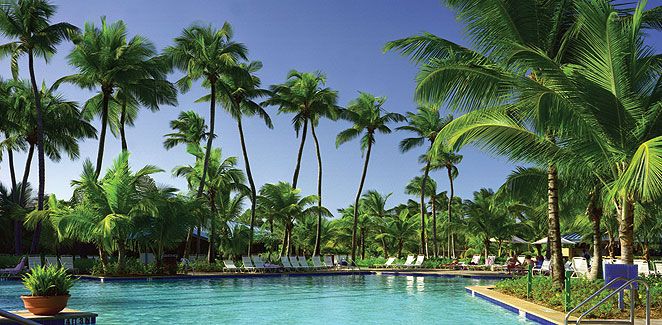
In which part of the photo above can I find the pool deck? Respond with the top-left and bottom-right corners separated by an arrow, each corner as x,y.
0,308 -> 97,324
465,285 -> 662,325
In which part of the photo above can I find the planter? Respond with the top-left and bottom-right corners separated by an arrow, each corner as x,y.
20,295 -> 70,316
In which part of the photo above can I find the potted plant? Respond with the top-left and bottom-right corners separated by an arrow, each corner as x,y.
21,265 -> 75,316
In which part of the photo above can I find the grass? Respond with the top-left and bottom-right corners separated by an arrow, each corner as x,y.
494,275 -> 662,319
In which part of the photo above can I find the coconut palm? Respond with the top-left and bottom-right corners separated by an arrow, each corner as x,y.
0,0 -> 77,253
201,61 -> 272,256
59,18 -> 171,177
404,175 -> 437,256
264,70 -> 339,255
163,110 -> 208,152
384,209 -> 419,258
359,190 -> 393,257
398,106 -> 452,257
429,150 -> 462,258
164,22 -> 247,200
336,92 -> 405,260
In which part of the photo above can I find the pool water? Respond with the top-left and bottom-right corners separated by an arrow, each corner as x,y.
1,275 -> 532,324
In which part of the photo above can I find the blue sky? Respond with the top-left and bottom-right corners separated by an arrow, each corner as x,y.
1,1 -> 660,215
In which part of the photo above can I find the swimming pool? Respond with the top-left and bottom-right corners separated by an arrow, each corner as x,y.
1,275 -> 532,324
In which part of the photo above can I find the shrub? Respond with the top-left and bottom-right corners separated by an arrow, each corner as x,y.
22,265 -> 75,297
73,258 -> 96,274
0,255 -> 22,268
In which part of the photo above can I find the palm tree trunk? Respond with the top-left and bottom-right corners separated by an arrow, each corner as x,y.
196,224 -> 202,257
95,90 -> 110,177
208,192 -> 217,264
311,123 -> 323,256
27,50 -> 45,254
292,119 -> 308,189
119,99 -> 128,152
98,246 -> 108,274
447,165 -> 455,258
431,193 -> 438,258
420,162 -> 430,257
237,117 -> 258,257
618,194 -> 635,264
117,241 -> 126,274
20,144 -> 35,195
588,192 -> 603,280
187,80 -> 217,258
351,139 -> 372,261
547,163 -> 565,289
8,145 -> 21,255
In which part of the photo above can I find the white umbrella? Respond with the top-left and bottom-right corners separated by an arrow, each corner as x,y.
532,236 -> 576,245
489,236 -> 529,244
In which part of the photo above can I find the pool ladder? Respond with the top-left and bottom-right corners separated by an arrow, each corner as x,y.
0,309 -> 40,325
564,277 -> 651,325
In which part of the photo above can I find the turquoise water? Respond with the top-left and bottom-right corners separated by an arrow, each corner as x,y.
1,275 -> 532,324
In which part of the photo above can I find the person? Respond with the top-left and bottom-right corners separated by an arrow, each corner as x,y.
506,253 -> 522,273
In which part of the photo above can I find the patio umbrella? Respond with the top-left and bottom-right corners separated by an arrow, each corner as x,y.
532,236 -> 576,245
489,236 -> 529,244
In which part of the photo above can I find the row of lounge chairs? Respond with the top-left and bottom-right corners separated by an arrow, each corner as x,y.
0,255 -> 77,276
222,255 -> 349,273
374,255 -> 425,269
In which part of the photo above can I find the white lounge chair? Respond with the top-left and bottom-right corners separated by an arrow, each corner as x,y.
412,255 -> 425,268
323,255 -> 335,269
281,256 -> 294,271
223,260 -> 241,272
297,256 -> 311,270
375,257 -> 396,268
397,255 -> 416,269
45,255 -> 59,267
517,255 -> 526,265
654,261 -> 662,275
572,257 -> 590,278
241,256 -> 257,272
289,256 -> 304,270
311,256 -> 325,270
59,255 -> 76,273
467,254 -> 482,269
634,259 -> 652,276
251,255 -> 269,272
28,255 -> 42,270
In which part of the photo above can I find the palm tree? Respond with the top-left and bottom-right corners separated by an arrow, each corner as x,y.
258,182 -> 329,256
0,0 -> 77,253
264,70 -> 339,255
404,175 -> 436,256
385,209 -> 419,258
359,190 -> 393,257
60,18 -> 170,177
165,22 -> 247,201
204,61 -> 272,256
398,106 -> 452,256
174,147 -> 247,262
9,81 -> 96,252
430,150 -> 462,258
163,110 -> 208,152
336,92 -> 405,260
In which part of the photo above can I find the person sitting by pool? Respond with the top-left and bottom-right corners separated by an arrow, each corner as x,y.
442,258 -> 462,270
506,253 -> 522,273
523,255 -> 535,269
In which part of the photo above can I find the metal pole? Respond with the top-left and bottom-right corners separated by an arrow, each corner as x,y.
565,270 -> 572,312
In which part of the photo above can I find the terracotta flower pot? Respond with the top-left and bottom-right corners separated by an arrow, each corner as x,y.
20,295 -> 70,316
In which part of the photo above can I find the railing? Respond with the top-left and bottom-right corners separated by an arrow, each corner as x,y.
564,277 -> 650,325
0,309 -> 40,325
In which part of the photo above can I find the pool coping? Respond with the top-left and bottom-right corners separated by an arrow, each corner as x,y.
0,308 -> 97,324
465,285 -> 662,325
77,270 -> 372,282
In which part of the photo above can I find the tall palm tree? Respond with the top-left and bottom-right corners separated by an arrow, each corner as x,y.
404,175 -> 437,256
336,92 -> 405,260
385,209 -> 419,258
202,61 -> 272,256
163,110 -> 208,152
165,22 -> 246,258
398,106 -> 452,256
0,0 -> 77,253
430,150 -> 462,258
264,70 -> 339,255
359,190 -> 393,257
60,18 -> 170,177
165,22 -> 247,199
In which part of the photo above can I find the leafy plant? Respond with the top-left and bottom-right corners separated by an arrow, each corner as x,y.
22,265 -> 74,297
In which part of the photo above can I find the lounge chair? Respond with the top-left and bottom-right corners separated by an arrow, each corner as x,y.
59,255 -> 77,274
466,254 -> 482,269
311,256 -> 325,270
280,256 -> 294,271
223,260 -> 241,272
289,256 -> 303,270
297,256 -> 310,269
634,259 -> 652,276
28,255 -> 42,270
336,255 -> 348,267
253,255 -> 280,272
533,260 -> 551,275
397,255 -> 416,269
572,257 -> 590,278
654,261 -> 662,275
45,255 -> 59,267
140,253 -> 155,265
241,256 -> 257,273
412,255 -> 425,268
375,257 -> 396,268
323,255 -> 335,269
517,255 -> 526,265
0,256 -> 27,276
